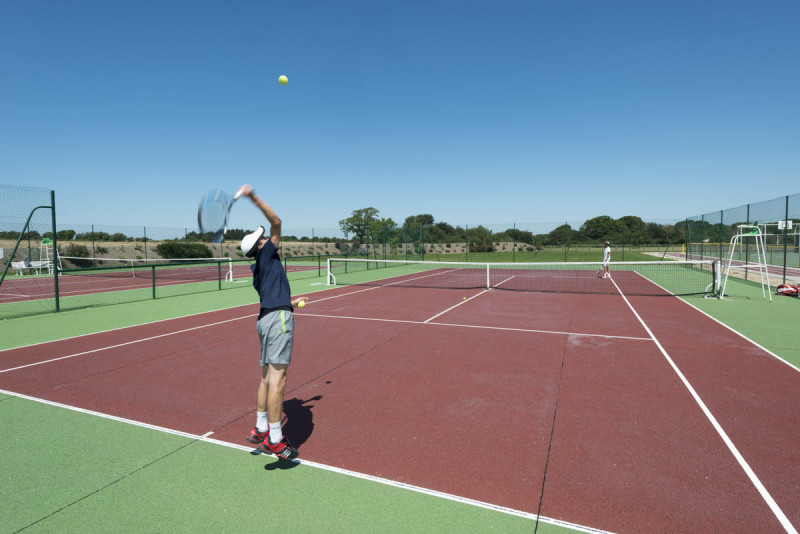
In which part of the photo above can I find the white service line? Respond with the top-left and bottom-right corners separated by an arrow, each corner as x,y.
0,273 -> 368,354
494,275 -> 516,287
609,277 -> 797,534
0,314 -> 253,374
0,293 -> 34,299
1,387 -> 610,534
0,302 -> 257,353
300,312 -> 652,342
311,268 -> 462,305
424,290 -> 488,323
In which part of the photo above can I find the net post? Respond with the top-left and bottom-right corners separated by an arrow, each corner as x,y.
218,261 -> 222,290
486,263 -> 490,289
152,265 -> 156,299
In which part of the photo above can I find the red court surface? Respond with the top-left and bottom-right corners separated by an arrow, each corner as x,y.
2,282 -> 799,533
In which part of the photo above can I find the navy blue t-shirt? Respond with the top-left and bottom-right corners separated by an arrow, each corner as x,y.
251,239 -> 292,312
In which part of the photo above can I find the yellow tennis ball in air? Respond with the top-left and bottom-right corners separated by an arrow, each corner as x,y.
297,300 -> 306,308
279,75 -> 288,85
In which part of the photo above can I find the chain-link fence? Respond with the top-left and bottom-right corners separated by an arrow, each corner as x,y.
684,194 -> 799,285
0,184 -> 58,318
3,183 -> 797,320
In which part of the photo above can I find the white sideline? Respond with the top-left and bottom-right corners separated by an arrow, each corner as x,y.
0,388 -> 611,534
610,278 -> 797,534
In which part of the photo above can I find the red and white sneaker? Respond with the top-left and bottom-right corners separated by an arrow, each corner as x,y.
260,435 -> 299,460
246,427 -> 269,445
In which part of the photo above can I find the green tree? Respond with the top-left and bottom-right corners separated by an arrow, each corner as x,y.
644,222 -> 668,243
404,214 -> 434,227
467,225 -> 494,252
618,215 -> 647,245
580,216 -> 616,241
62,243 -> 93,267
156,241 -> 213,258
370,217 -> 398,243
339,207 -> 380,242
109,233 -> 129,242
224,228 -> 248,240
56,229 -> 76,241
544,224 -> 578,246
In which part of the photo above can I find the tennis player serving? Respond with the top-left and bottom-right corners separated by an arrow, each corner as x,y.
239,185 -> 307,460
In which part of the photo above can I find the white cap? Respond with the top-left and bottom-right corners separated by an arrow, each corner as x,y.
241,226 -> 265,258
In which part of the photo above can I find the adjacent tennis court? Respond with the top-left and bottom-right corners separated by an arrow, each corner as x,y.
2,263 -> 798,533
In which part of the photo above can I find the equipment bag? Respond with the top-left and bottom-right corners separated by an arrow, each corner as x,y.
776,284 -> 800,297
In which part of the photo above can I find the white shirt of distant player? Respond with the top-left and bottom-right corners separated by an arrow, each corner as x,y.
603,245 -> 611,265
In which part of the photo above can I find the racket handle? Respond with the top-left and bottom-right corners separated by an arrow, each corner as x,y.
233,188 -> 245,201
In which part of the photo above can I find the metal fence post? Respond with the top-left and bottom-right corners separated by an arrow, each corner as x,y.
51,190 -> 60,312
745,205 -> 750,280
783,195 -> 789,284
512,222 -> 516,262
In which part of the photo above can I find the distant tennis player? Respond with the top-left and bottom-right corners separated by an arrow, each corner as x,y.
602,241 -> 611,278
239,184 -> 306,461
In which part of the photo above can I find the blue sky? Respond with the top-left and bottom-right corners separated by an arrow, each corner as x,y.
1,1 -> 798,237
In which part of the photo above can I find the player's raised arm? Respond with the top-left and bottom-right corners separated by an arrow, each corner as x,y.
241,185 -> 282,249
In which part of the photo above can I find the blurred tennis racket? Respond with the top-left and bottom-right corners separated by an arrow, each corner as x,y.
197,187 -> 245,243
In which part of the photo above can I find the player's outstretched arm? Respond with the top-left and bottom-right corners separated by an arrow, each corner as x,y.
240,184 -> 282,248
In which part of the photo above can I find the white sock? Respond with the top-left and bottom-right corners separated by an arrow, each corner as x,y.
269,421 -> 283,443
256,412 -> 268,432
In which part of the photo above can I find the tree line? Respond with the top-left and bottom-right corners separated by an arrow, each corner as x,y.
338,209 -> 694,251
6,213 -> 785,250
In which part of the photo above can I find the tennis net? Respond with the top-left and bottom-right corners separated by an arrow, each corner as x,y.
327,258 -> 720,297
58,256 -> 236,282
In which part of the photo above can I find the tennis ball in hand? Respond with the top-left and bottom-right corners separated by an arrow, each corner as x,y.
279,75 -> 288,85
297,300 -> 306,308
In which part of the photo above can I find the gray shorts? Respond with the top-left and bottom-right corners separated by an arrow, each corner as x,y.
257,309 -> 294,366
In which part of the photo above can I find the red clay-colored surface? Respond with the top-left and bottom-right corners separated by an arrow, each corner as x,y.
1,283 -> 799,533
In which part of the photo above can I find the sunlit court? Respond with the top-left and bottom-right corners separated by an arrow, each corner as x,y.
2,2 -> 800,532
3,258 -> 799,532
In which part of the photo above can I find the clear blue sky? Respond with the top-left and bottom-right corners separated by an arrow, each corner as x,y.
2,1 -> 798,237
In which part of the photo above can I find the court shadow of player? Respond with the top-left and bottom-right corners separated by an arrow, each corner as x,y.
263,396 -> 322,471
282,395 -> 322,448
